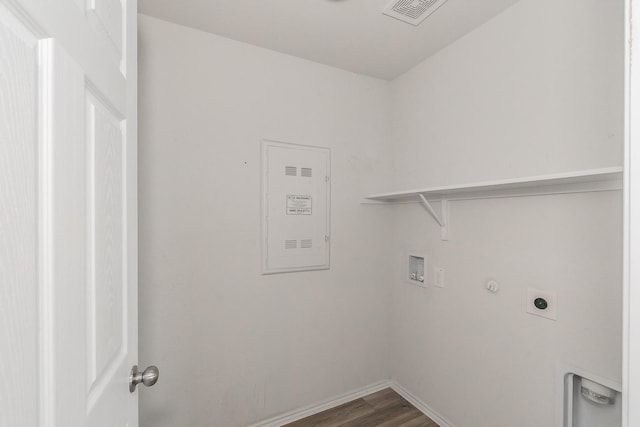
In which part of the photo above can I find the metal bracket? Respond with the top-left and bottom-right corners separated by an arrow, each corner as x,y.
418,194 -> 449,241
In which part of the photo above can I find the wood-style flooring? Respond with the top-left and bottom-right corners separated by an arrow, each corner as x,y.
283,388 -> 439,427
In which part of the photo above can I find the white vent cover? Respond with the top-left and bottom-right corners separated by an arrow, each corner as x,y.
382,0 -> 449,26
285,166 -> 297,176
285,240 -> 297,249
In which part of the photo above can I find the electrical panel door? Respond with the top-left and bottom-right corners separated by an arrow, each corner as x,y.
262,140 -> 330,274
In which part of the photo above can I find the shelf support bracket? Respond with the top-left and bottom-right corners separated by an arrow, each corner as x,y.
418,194 -> 443,226
418,194 -> 449,241
440,199 -> 449,241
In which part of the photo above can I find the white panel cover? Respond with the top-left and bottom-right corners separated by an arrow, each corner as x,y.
262,140 -> 330,274
86,92 -> 128,427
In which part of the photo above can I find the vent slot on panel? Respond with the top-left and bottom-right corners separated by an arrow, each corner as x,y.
301,167 -> 312,178
285,166 -> 297,176
285,240 -> 297,249
301,239 -> 312,249
382,0 -> 448,26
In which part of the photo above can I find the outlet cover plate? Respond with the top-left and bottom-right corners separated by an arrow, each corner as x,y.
527,288 -> 557,320
434,267 -> 445,288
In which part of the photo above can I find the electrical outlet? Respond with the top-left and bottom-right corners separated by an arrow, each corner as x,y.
526,288 -> 557,320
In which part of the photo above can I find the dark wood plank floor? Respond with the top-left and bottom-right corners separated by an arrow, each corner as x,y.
283,388 -> 439,427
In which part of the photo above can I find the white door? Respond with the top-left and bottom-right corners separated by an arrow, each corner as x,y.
0,0 -> 141,426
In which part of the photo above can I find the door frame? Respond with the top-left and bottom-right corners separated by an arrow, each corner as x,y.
623,0 -> 639,425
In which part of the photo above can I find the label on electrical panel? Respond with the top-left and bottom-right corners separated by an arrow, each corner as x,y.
286,195 -> 312,215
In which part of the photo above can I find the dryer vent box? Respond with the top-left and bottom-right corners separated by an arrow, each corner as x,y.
262,140 -> 331,274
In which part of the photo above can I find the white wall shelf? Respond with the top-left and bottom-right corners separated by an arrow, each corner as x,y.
362,167 -> 623,240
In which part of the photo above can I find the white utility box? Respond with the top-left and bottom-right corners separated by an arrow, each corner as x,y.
262,140 -> 331,274
406,252 -> 427,287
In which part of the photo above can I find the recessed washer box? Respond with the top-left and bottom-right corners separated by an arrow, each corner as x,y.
261,140 -> 331,274
406,252 -> 427,287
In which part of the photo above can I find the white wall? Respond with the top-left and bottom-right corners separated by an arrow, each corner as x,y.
390,0 -> 622,188
389,0 -> 623,426
137,15 -> 393,427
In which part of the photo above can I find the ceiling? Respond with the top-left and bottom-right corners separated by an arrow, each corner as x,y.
138,0 -> 521,81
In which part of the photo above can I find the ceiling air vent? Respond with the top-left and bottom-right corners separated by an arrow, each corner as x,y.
382,0 -> 449,26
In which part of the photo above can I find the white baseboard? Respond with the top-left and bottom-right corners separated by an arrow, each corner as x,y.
390,381 -> 456,427
249,379 -> 455,427
248,380 -> 392,427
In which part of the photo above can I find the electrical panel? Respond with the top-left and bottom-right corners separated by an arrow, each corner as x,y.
262,140 -> 330,274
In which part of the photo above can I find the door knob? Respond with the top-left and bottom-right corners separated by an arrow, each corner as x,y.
129,365 -> 159,393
